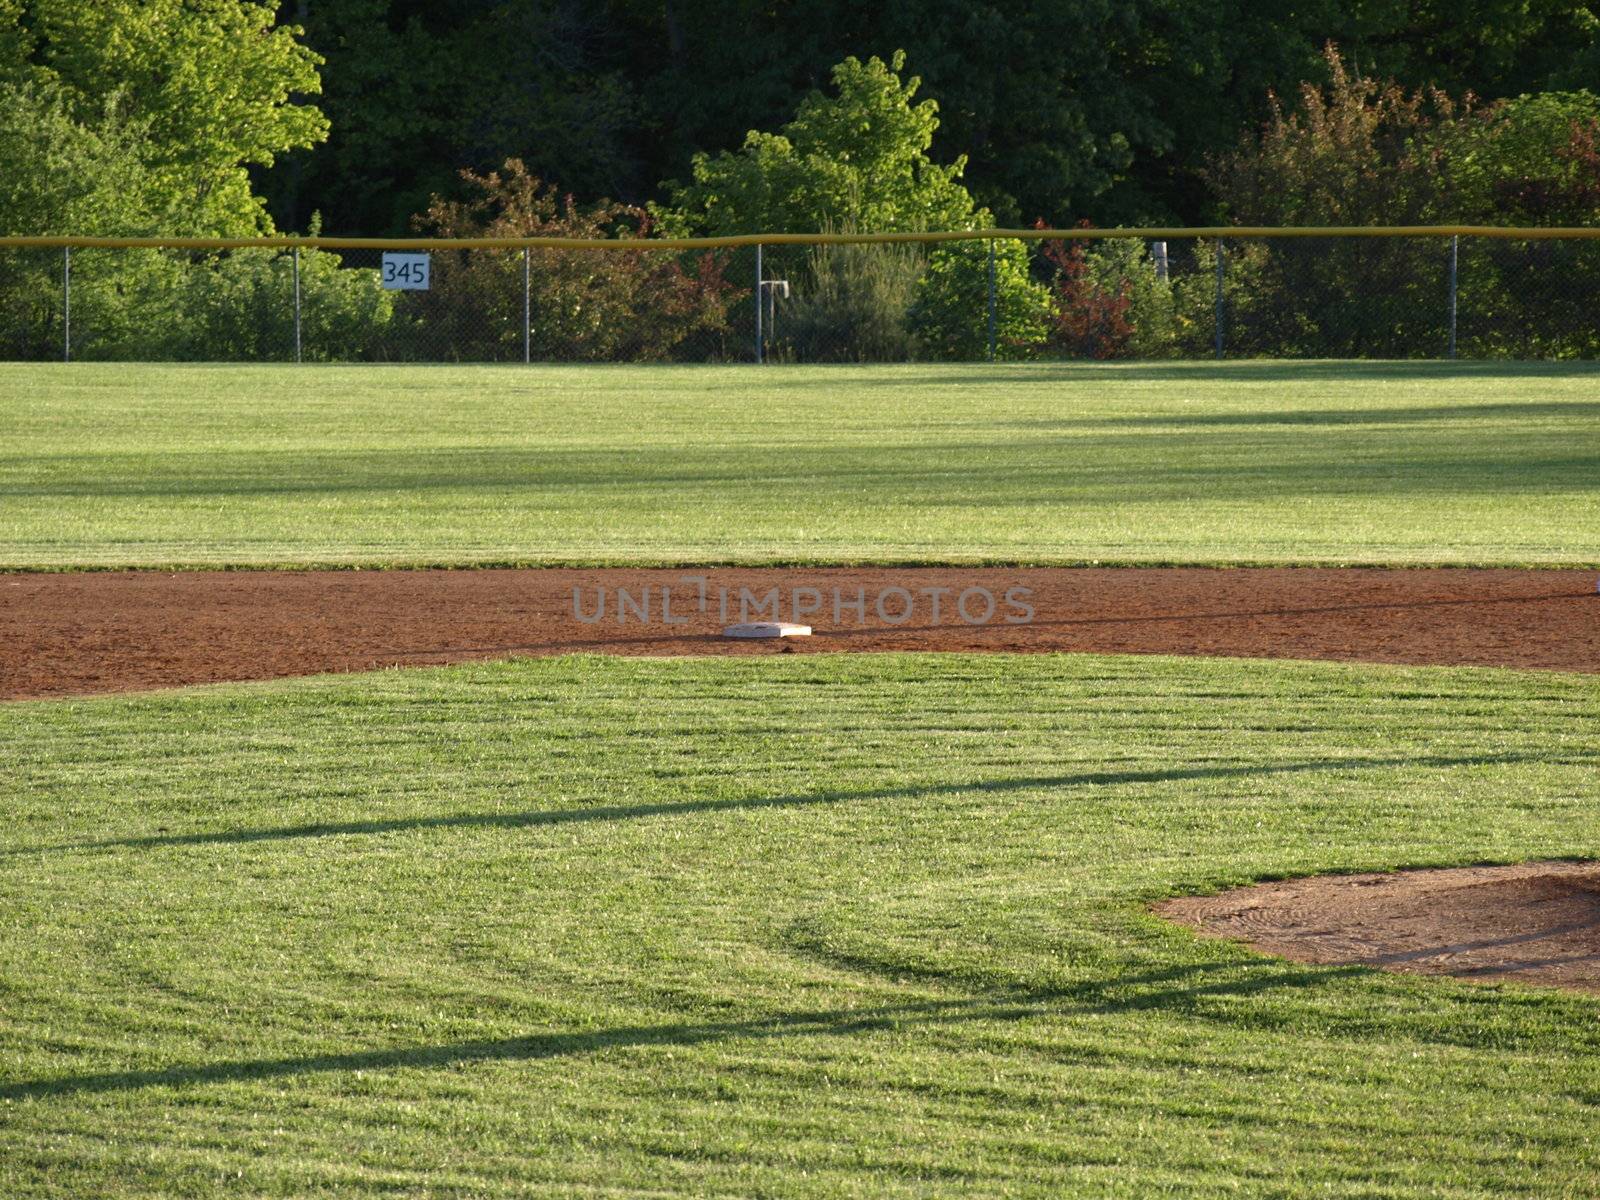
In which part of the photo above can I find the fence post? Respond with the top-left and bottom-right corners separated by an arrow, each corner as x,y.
292,246 -> 302,364
62,246 -> 71,363
754,243 -> 763,364
522,246 -> 531,364
986,239 -> 997,363
1448,234 -> 1459,360
1213,240 -> 1225,360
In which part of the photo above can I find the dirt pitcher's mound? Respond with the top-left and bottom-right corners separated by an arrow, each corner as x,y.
1157,862 -> 1600,994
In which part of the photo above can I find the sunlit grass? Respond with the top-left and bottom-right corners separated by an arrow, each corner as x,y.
3,360 -> 1597,568
3,652 -> 1597,1196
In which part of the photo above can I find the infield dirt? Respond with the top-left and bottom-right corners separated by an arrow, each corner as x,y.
2,565 -> 1596,701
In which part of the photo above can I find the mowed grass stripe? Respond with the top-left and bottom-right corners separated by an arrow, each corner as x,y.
2,653 -> 1597,1197
2,360 -> 1598,568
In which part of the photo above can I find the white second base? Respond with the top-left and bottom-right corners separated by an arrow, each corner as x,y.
723,622 -> 812,639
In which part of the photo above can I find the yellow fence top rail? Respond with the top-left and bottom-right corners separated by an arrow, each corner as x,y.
2,225 -> 1598,251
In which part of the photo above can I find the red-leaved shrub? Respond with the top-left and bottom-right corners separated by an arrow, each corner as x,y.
410,159 -> 739,361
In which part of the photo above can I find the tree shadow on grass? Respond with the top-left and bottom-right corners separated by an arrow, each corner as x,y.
0,958 -> 1365,1102
767,361 -> 1600,388
996,399 -> 1600,430
5,435 -> 1593,504
6,750 -> 1573,860
7,937 -> 1591,1103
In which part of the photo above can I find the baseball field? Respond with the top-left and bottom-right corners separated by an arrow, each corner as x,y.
3,361 -> 1598,1197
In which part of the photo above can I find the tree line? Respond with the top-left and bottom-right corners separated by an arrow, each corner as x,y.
6,0 -> 1600,238
264,0 -> 1600,235
4,1 -> 1600,361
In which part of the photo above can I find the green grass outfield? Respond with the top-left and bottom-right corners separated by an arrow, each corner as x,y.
3,653 -> 1598,1197
3,360 -> 1598,569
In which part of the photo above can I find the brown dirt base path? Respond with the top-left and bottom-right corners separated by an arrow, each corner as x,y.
2,566 -> 1597,700
1156,862 -> 1600,995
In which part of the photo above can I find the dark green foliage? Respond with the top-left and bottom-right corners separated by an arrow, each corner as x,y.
13,4 -> 1600,363
261,0 -> 1600,235
18,0 -> 1600,239
1196,48 -> 1600,358
259,0 -> 636,236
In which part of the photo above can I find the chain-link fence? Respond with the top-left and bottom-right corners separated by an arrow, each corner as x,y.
5,232 -> 1600,363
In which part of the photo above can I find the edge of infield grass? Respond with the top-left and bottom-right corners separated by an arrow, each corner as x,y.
5,554 -> 1600,574
7,642 -> 1600,707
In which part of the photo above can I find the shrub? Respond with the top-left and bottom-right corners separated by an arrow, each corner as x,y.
1171,239 -> 1280,357
1443,93 -> 1600,358
1201,46 -> 1472,357
1043,238 -> 1132,359
1040,232 -> 1176,359
152,247 -> 394,362
909,238 -> 1052,361
411,159 -> 738,362
777,235 -> 927,362
53,247 -> 186,361
1206,44 -> 1476,227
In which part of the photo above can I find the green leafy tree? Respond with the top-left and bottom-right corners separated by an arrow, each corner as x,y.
0,1 -> 335,359
0,77 -> 190,359
662,51 -> 981,236
0,77 -> 158,236
3,0 -> 328,234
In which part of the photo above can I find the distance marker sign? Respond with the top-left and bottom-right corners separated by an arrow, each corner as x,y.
381,252 -> 430,290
